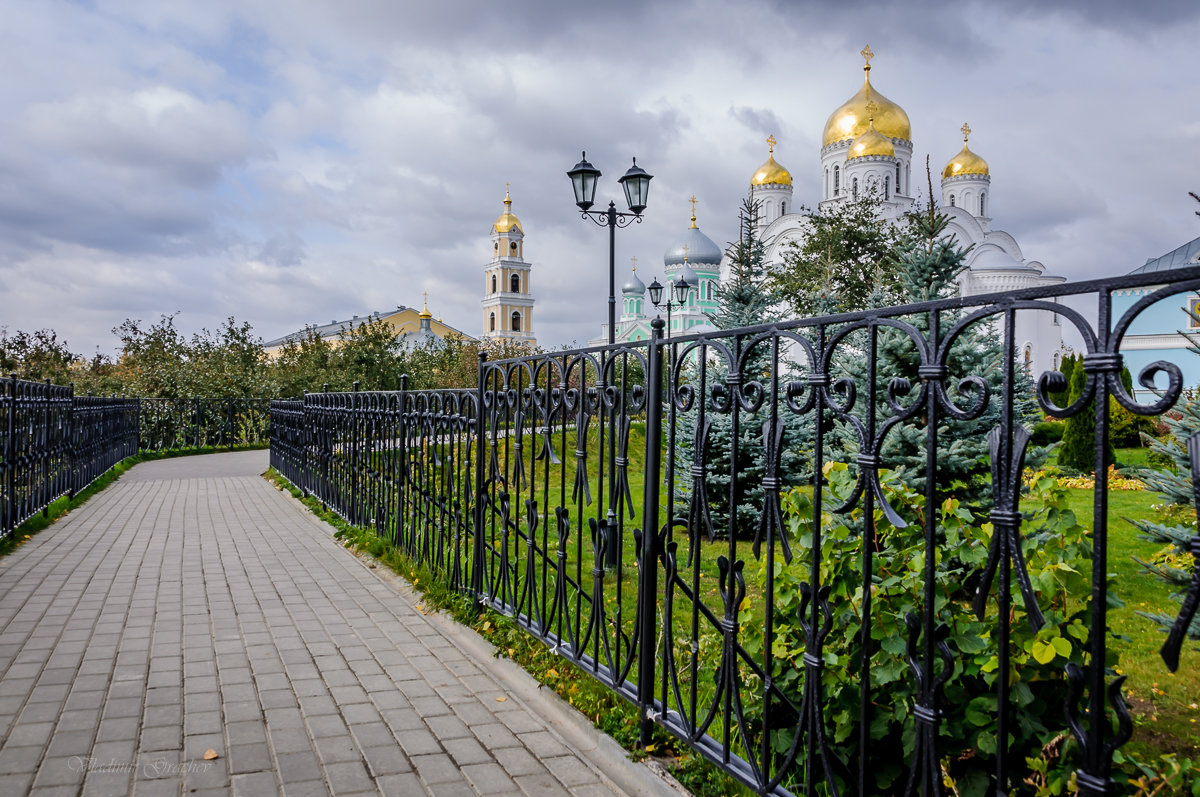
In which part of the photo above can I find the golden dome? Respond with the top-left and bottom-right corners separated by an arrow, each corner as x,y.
821,45 -> 912,148
942,123 -> 989,179
419,293 -> 432,319
493,185 -> 522,234
847,117 -> 895,160
750,134 -> 793,187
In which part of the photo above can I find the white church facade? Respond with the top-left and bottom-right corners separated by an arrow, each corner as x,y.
609,46 -> 1068,378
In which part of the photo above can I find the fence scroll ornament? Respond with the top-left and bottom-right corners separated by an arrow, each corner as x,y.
268,265 -> 1200,796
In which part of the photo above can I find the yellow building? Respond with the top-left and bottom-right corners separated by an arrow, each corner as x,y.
262,298 -> 474,359
481,188 -> 536,344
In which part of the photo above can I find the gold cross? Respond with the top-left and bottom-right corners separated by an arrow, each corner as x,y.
961,122 -> 972,142
423,291 -> 429,310
861,44 -> 874,67
766,134 -> 776,154
630,256 -> 638,272
689,194 -> 698,228
682,244 -> 689,263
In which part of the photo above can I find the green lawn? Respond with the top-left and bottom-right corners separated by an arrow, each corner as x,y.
1062,486 -> 1200,760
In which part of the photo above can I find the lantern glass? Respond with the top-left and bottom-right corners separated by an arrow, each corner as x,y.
672,278 -> 689,306
567,153 -> 601,211
617,158 -> 652,215
647,277 -> 664,306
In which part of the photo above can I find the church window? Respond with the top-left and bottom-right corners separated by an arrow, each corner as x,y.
824,168 -> 829,196
949,194 -> 956,207
833,166 -> 840,195
510,241 -> 518,254
1023,345 -> 1032,372
494,243 -> 498,255
852,178 -> 858,200
491,274 -> 497,293
489,312 -> 496,332
980,192 -> 986,217
780,201 -> 786,215
511,311 -> 521,332
1053,352 -> 1061,369
896,162 -> 901,193
884,176 -> 890,200
510,274 -> 520,293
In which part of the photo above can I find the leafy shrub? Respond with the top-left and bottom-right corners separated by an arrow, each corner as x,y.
742,462 -> 1106,795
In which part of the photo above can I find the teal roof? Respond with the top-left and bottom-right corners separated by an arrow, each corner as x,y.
1127,234 -> 1200,275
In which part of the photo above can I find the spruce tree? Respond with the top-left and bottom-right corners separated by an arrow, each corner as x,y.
835,182 -> 1040,505
672,199 -> 810,541
1133,390 -> 1200,647
1056,360 -> 1116,472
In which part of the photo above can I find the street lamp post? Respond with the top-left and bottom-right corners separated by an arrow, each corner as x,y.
567,152 -> 652,568
648,276 -> 691,339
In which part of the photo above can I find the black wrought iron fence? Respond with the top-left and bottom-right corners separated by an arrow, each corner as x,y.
270,266 -> 1200,796
1,377 -> 272,540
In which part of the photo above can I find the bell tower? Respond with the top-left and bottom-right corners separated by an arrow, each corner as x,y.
481,186 -> 536,344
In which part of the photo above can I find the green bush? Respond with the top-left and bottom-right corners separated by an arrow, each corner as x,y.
1030,420 -> 1065,445
741,463 -> 1105,795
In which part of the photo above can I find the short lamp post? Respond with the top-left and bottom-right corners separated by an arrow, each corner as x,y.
567,152 -> 652,569
647,276 -> 690,338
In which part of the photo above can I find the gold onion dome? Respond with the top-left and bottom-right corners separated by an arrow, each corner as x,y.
942,123 -> 989,178
750,135 -> 793,187
419,293 -> 432,320
848,113 -> 895,160
822,45 -> 912,147
493,185 -> 522,233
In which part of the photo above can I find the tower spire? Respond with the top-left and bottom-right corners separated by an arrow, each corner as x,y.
689,195 -> 698,228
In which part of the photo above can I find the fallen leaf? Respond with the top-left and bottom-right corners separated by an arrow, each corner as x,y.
496,696 -> 507,703
203,749 -> 219,760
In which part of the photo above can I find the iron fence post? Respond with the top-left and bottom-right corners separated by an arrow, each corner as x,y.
352,381 -> 360,526
472,353 -> 487,602
227,397 -> 234,451
5,375 -> 16,536
41,379 -> 50,517
637,318 -> 665,747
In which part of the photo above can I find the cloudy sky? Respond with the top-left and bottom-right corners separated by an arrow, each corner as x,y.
3,0 -> 1199,356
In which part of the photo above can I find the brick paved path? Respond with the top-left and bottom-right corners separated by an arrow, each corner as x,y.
0,451 -> 673,796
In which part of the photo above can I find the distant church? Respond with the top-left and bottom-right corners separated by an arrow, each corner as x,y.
481,188 -> 536,345
610,46 -> 1069,377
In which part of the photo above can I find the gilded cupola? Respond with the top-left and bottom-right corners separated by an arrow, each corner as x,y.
942,123 -> 990,179
847,104 -> 896,160
750,135 -> 793,187
493,186 -> 522,234
822,45 -> 912,147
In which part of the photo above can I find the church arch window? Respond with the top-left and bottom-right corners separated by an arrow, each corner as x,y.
1053,352 -> 1061,369
884,176 -> 890,200
491,274 -> 497,293
494,243 -> 498,255
852,178 -> 858,200
833,166 -> 840,195
949,194 -> 956,207
896,162 -> 901,194
1023,344 -> 1032,372
780,201 -> 786,216
824,168 -> 829,196
510,241 -> 518,254
489,312 -> 496,332
980,192 -> 986,217
510,273 -> 520,293
511,311 -> 521,332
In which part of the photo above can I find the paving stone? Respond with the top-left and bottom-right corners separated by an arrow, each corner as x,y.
0,452 -> 647,797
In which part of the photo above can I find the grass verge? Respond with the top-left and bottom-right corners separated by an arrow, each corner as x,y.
263,467 -> 749,797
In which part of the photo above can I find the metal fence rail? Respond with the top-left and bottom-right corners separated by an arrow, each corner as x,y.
1,377 -> 272,539
271,265 -> 1200,796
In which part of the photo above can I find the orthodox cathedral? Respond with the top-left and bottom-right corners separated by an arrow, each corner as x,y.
611,46 -> 1068,376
